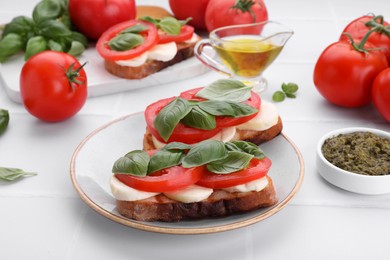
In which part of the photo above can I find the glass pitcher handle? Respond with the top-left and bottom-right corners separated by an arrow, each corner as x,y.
194,39 -> 231,76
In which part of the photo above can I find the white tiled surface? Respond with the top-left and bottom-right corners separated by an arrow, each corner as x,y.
1,0 -> 390,259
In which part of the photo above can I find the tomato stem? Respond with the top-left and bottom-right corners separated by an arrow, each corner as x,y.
231,0 -> 257,22
364,15 -> 390,37
343,27 -> 382,54
65,62 -> 87,91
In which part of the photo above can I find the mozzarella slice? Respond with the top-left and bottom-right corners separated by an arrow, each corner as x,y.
164,185 -> 213,203
148,42 -> 177,62
110,175 -> 159,201
115,51 -> 148,67
222,177 -> 269,193
236,100 -> 279,131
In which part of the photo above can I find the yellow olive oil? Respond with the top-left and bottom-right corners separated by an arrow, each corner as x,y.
214,36 -> 283,77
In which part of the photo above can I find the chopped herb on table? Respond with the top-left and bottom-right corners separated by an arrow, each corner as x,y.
0,109 -> 9,135
0,167 -> 37,181
273,82 -> 299,102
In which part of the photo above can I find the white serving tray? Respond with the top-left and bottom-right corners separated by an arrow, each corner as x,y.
0,46 -> 209,103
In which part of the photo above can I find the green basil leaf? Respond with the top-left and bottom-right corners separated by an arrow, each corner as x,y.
139,16 -> 160,25
181,106 -> 216,130
159,16 -> 182,35
2,16 -> 34,38
272,91 -> 285,102
285,92 -> 296,98
58,13 -> 72,29
67,41 -> 85,57
108,33 -> 144,51
112,150 -> 150,176
182,140 -> 227,168
154,97 -> 192,142
206,151 -> 254,174
0,167 -> 37,181
39,19 -> 72,38
0,109 -> 10,135
281,82 -> 299,94
67,31 -> 88,48
163,142 -> 193,151
121,24 -> 149,34
0,33 -> 25,62
148,150 -> 184,174
33,0 -> 63,24
197,100 -> 258,117
48,39 -> 63,51
24,36 -> 47,60
229,141 -> 266,159
196,79 -> 252,102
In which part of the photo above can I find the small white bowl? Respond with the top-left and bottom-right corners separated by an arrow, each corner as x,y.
317,127 -> 390,195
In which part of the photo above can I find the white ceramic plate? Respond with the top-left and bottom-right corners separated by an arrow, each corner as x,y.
0,46 -> 209,103
70,112 -> 304,234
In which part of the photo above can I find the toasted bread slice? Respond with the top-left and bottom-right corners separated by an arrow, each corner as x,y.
115,176 -> 277,222
142,116 -> 283,150
104,37 -> 200,79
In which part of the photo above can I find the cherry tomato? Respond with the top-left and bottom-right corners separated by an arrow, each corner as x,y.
169,0 -> 210,30
68,0 -> 136,40
340,15 -> 390,64
96,20 -> 158,61
372,68 -> 390,122
158,25 -> 194,44
205,0 -> 268,32
197,157 -> 271,189
20,51 -> 87,122
115,165 -> 205,192
313,40 -> 388,107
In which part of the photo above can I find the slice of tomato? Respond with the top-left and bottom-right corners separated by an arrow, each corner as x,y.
197,157 -> 272,189
115,165 -> 205,192
96,20 -> 158,61
158,25 -> 194,44
145,97 -> 223,144
179,87 -> 261,127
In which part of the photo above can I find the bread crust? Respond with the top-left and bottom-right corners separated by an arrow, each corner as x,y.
104,38 -> 200,79
116,176 -> 278,222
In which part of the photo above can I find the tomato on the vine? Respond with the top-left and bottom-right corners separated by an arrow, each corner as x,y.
205,0 -> 268,32
169,0 -> 210,30
20,51 -> 87,122
68,0 -> 136,40
313,39 -> 388,108
372,68 -> 390,122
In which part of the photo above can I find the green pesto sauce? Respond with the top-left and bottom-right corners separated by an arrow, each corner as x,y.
322,131 -> 390,176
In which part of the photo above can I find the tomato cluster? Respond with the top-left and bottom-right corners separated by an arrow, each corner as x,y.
313,15 -> 390,122
169,0 -> 268,32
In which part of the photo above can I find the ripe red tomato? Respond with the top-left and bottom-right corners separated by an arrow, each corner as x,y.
313,40 -> 388,107
205,0 -> 268,32
20,51 -> 87,122
169,0 -> 210,30
340,15 -> 390,64
197,157 -> 271,189
372,68 -> 390,122
68,0 -> 136,40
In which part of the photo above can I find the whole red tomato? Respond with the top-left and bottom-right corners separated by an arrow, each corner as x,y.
205,0 -> 268,32
169,0 -> 210,30
340,15 -> 390,64
372,68 -> 390,122
313,40 -> 388,107
20,51 -> 87,122
68,0 -> 136,40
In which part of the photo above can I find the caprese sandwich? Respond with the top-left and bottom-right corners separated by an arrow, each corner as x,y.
110,139 -> 278,222
143,78 -> 283,150
96,16 -> 200,79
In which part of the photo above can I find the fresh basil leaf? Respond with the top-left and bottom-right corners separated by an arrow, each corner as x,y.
67,31 -> 88,48
163,142 -> 193,151
121,24 -> 149,34
0,33 -> 25,62
112,150 -> 150,176
2,16 -> 34,38
206,151 -> 253,174
0,167 -> 37,181
182,140 -> 227,168
33,0 -> 63,24
58,13 -> 72,29
108,33 -> 144,51
154,97 -> 192,142
39,19 -> 72,38
179,17 -> 192,26
197,100 -> 258,117
272,91 -> 285,102
159,16 -> 182,35
148,150 -> 184,174
285,92 -> 296,98
181,106 -> 216,130
0,109 -> 10,135
196,79 -> 252,102
48,39 -> 63,51
229,141 -> 265,159
25,36 -> 47,60
139,16 -> 160,25
282,82 -> 299,94
67,41 -> 85,57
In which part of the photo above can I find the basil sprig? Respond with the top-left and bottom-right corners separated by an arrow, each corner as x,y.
0,167 -> 37,181
0,109 -> 10,135
0,0 -> 88,62
140,16 -> 191,35
154,79 -> 257,142
112,140 -> 266,176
